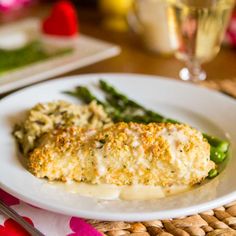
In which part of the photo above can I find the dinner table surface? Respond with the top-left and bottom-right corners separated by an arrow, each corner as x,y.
0,2 -> 236,98
74,8 -> 236,82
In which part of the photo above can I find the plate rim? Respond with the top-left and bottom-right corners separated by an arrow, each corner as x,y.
1,179 -> 236,221
1,72 -> 236,104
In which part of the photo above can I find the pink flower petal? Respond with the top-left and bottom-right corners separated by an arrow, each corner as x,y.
68,217 -> 102,236
0,0 -> 32,11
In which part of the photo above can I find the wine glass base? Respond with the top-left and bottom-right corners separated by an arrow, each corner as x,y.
179,68 -> 206,82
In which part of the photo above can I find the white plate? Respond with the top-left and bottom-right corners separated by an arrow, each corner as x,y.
0,73 -> 236,221
0,19 -> 120,94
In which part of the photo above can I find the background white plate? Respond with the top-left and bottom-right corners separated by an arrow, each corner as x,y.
0,19 -> 120,94
0,73 -> 236,221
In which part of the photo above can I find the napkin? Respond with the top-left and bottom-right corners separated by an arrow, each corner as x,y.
0,188 -> 102,236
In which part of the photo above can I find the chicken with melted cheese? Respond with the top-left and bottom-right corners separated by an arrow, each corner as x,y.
28,122 -> 214,187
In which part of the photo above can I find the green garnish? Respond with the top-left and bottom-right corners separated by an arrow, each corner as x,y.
208,169 -> 218,178
210,147 -> 227,164
0,40 -> 72,74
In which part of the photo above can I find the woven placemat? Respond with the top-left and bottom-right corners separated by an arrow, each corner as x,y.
91,78 -> 236,236
199,78 -> 236,99
90,200 -> 236,235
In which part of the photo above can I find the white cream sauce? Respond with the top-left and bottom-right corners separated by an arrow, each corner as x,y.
46,127 -> 192,200
49,182 -> 189,200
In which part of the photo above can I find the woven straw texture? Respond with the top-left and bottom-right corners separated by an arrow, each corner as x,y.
91,200 -> 236,235
199,78 -> 236,98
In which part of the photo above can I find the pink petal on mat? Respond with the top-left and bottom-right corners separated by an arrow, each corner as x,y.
68,217 -> 102,236
0,189 -> 20,206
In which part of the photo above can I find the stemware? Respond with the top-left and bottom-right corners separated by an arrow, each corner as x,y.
166,0 -> 235,81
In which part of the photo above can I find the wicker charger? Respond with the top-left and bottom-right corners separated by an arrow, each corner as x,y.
91,78 -> 236,236
90,201 -> 236,235
199,78 -> 236,99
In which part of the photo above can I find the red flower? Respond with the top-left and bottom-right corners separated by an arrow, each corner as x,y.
0,217 -> 33,236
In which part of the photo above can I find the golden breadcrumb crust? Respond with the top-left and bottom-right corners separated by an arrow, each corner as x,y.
28,122 -> 214,187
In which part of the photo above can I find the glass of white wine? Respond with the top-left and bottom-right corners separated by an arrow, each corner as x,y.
166,0 -> 235,81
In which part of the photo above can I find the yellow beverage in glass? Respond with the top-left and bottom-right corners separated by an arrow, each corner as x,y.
166,0 -> 235,81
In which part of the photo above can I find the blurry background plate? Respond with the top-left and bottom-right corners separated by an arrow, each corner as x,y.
0,74 -> 236,221
0,18 -> 120,94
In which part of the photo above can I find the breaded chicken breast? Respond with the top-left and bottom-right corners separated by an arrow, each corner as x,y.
28,122 -> 214,187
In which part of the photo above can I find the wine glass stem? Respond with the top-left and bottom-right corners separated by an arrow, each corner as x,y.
179,60 -> 206,82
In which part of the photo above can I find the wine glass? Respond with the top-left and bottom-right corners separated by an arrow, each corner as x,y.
166,0 -> 235,81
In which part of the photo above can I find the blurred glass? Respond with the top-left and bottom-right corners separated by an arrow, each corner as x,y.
129,0 -> 235,81
128,0 -> 177,55
168,0 -> 235,81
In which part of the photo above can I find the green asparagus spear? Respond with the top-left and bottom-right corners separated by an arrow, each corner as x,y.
64,86 -> 104,105
210,147 -> 227,164
64,86 -> 124,120
203,133 -> 229,152
99,80 -> 166,121
208,169 -> 218,178
99,80 -> 141,109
